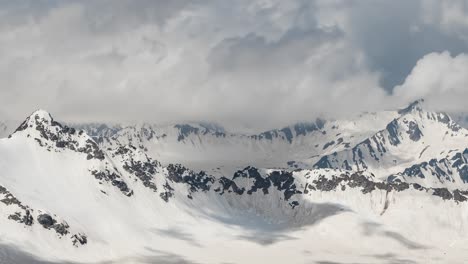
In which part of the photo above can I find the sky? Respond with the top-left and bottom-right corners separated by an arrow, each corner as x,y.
0,0 -> 468,130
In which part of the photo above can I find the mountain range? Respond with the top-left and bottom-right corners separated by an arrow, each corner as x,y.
1,100 -> 468,263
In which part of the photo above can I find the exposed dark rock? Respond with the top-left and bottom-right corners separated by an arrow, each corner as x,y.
52,222 -> 70,236
313,176 -> 340,192
293,121 -> 323,137
453,190 -> 468,202
412,183 -> 424,191
37,214 -> 56,228
386,119 -> 401,146
323,141 -> 335,150
402,164 -> 426,179
348,173 -> 376,194
166,164 -> 214,193
234,167 -> 271,195
175,124 -> 199,141
228,168 -> 301,200
289,201 -> 299,209
91,169 -> 133,196
160,181 -> 175,202
268,171 -> 301,200
314,156 -> 332,169
392,182 -> 410,192
111,180 -> 132,196
311,172 -> 412,194
114,145 -> 159,192
0,186 -> 27,210
432,188 -> 453,200
216,177 -> 245,195
407,121 -> 423,141
280,127 -> 294,143
174,123 -> 226,141
72,233 -> 88,246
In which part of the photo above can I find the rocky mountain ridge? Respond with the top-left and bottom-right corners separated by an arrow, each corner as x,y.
1,103 -> 468,263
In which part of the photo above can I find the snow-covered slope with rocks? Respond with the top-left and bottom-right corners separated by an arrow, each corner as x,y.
314,100 -> 468,180
79,111 -> 398,175
1,104 -> 468,263
389,148 -> 468,189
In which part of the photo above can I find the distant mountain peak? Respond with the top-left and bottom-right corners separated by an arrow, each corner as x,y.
9,110 -> 109,161
30,109 -> 53,120
398,99 -> 425,115
174,123 -> 227,141
11,109 -> 58,136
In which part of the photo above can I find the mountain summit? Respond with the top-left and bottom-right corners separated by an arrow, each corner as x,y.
397,98 -> 425,115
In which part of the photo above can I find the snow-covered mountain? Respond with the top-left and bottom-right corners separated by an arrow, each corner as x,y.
2,103 -> 468,263
389,148 -> 468,188
314,100 -> 468,181
75,111 -> 398,175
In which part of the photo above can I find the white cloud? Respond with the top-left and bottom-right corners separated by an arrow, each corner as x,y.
0,1 -> 467,130
394,51 -> 468,112
421,0 -> 468,41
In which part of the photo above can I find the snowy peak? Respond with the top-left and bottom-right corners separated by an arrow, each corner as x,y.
10,109 -> 107,160
397,99 -> 461,131
13,109 -> 55,135
397,99 -> 425,115
314,101 -> 468,178
30,109 -> 53,121
5,110 -> 134,197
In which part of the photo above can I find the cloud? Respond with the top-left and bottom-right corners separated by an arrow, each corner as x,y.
420,1 -> 468,41
314,0 -> 468,91
394,51 -> 468,112
0,0 -> 467,130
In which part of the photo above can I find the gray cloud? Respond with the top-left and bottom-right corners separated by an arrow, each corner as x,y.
0,0 -> 467,130
339,0 -> 468,91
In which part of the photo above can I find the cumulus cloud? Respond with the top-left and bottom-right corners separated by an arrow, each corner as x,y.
394,51 -> 468,112
0,0 -> 467,130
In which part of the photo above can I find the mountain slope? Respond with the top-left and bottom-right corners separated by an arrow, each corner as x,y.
314,100 -> 468,180
83,111 -> 398,175
389,148 -> 468,188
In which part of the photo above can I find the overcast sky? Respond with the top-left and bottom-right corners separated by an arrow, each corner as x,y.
1,0 -> 468,130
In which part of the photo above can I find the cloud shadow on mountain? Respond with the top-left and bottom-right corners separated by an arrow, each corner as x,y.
150,226 -> 203,247
0,243 -> 64,264
192,195 -> 348,246
361,221 -> 428,250
0,241 -> 201,264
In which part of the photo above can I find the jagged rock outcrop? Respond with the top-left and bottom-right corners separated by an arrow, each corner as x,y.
112,145 -> 159,192
0,184 -> 86,246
